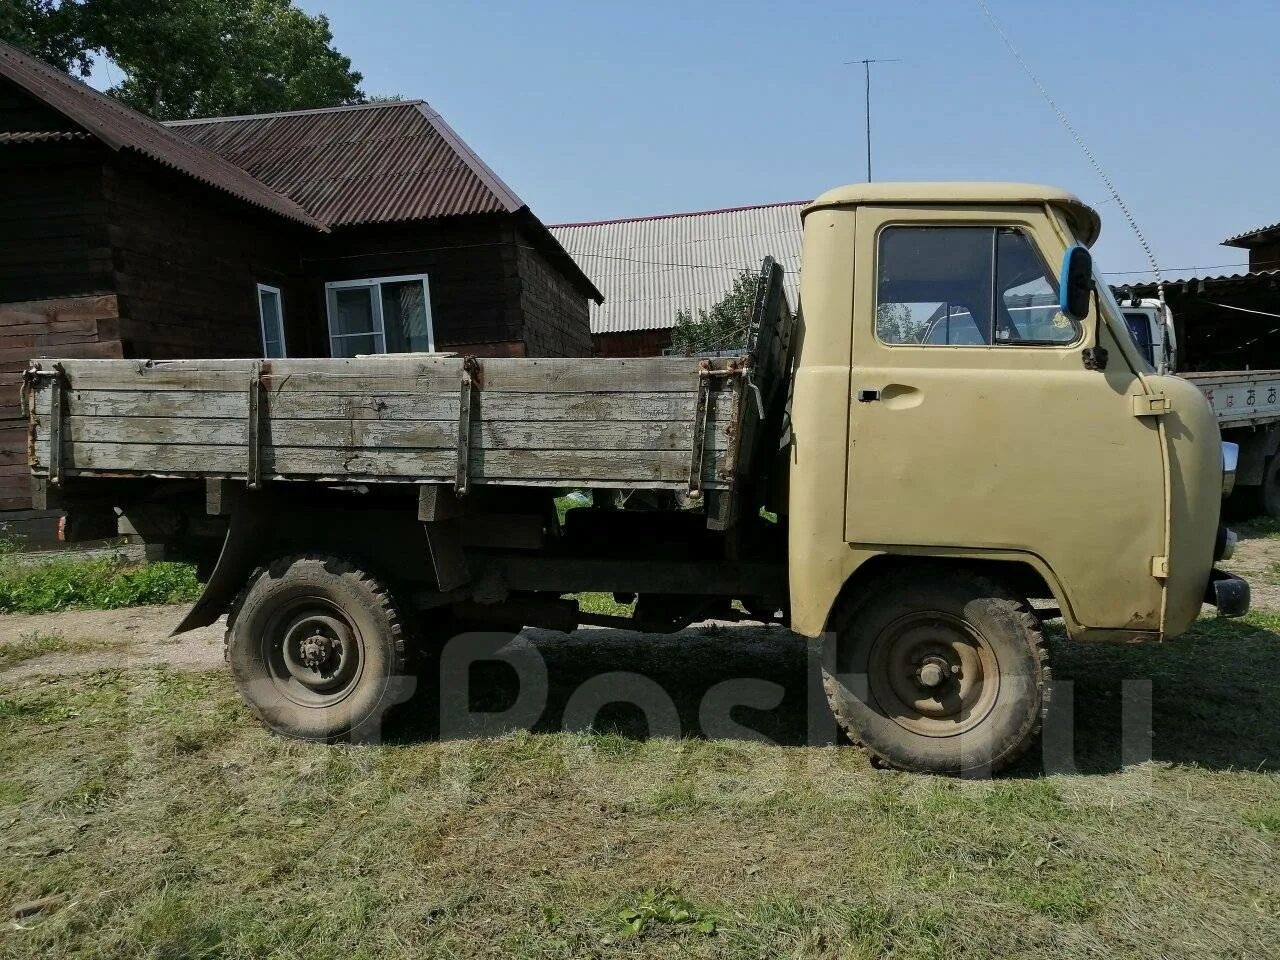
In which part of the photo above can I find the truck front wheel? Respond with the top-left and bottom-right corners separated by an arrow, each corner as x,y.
823,566 -> 1049,775
226,554 -> 410,742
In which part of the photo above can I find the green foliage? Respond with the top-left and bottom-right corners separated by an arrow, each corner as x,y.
1,0 -> 365,120
669,269 -> 761,356
0,556 -> 201,613
615,889 -> 718,937
0,0 -> 85,72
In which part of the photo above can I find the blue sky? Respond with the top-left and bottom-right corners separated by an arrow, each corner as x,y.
295,1 -> 1276,280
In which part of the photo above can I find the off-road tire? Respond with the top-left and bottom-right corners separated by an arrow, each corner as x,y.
225,554 -> 410,743
1257,454 -> 1280,519
822,565 -> 1049,776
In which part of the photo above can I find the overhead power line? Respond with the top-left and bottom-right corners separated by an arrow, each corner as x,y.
976,0 -> 1166,307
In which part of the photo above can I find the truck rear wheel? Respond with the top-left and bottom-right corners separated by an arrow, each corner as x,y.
823,566 -> 1049,775
226,554 -> 409,742
1258,455 -> 1280,518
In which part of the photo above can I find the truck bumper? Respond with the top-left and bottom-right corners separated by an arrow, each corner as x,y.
1204,569 -> 1250,618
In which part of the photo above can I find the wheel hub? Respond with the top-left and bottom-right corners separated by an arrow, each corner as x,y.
270,608 -> 363,701
298,632 -> 338,670
867,612 -> 1000,738
915,655 -> 953,689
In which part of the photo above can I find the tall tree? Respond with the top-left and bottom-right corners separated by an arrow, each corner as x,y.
0,1 -> 86,72
1,0 -> 364,120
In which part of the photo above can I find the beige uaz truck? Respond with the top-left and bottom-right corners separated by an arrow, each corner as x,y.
22,182 -> 1248,775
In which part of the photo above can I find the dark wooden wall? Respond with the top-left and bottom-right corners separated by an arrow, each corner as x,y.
104,155 -> 305,359
296,216 -> 521,358
592,328 -> 674,357
0,297 -> 123,511
0,146 -> 113,305
516,238 -> 592,357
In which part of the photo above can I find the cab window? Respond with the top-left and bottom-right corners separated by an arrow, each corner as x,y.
876,226 -> 1079,346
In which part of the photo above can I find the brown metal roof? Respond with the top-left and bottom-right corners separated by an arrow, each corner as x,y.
0,42 -> 600,302
0,129 -> 91,143
0,40 -> 325,230
168,101 -> 525,227
1224,222 -> 1280,248
169,101 -> 603,301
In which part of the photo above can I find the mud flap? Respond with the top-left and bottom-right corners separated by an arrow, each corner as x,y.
171,493 -> 270,635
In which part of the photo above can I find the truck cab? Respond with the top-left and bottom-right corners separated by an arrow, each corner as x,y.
1119,297 -> 1177,373
786,183 -> 1245,771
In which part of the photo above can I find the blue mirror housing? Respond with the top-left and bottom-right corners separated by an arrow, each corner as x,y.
1059,244 -> 1093,322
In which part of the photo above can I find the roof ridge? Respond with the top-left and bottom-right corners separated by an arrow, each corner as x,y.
165,100 -> 427,127
0,39 -> 326,231
1223,221 -> 1280,246
549,200 -> 811,230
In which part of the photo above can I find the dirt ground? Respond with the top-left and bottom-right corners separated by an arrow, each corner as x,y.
1,526 -> 1276,684
0,606 -> 225,683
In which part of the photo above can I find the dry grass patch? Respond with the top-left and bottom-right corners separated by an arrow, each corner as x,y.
0,624 -> 1277,960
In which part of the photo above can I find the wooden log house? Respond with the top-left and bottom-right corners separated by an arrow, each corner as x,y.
0,40 -> 602,539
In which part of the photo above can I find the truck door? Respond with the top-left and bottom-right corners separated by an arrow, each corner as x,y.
844,205 -> 1167,631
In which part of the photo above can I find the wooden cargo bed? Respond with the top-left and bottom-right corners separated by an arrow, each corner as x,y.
23,355 -> 748,491
22,257 -> 795,524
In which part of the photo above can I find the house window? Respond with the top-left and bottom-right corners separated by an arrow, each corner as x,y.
257,284 -> 286,358
324,275 -> 435,357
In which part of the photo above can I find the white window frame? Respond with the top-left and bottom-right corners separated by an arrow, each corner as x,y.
256,283 -> 287,358
324,274 -> 436,356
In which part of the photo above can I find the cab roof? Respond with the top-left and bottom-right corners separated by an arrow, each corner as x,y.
803,181 -> 1101,246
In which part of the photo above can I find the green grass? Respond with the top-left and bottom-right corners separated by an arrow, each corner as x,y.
0,556 -> 201,614
1234,515 -> 1280,540
571,591 -> 635,617
0,609 -> 1277,958
1,523 -> 1279,957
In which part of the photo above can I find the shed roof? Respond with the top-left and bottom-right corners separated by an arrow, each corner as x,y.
0,40 -> 324,230
169,100 -> 602,301
167,101 -> 523,227
1223,222 -> 1280,248
1114,268 -> 1280,299
550,202 -> 805,334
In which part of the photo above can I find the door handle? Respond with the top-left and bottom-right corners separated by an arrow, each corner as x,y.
856,389 -> 881,403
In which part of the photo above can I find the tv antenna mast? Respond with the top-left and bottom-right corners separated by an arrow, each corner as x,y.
847,57 -> 901,181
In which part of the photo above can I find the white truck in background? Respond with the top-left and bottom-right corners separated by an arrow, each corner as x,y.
1120,297 -> 1280,516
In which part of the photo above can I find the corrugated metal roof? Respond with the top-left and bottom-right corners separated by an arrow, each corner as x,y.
1224,222 -> 1280,247
1114,268 -> 1280,297
0,41 -> 323,229
168,101 -> 524,227
170,101 -> 602,301
550,202 -> 806,334
0,129 -> 90,143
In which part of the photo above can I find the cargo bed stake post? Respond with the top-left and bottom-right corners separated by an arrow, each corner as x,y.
455,357 -> 480,496
687,361 -> 712,497
22,362 -> 67,486
246,362 -> 264,489
689,359 -> 750,496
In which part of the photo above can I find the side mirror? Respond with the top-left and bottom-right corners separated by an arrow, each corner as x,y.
1058,244 -> 1093,322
